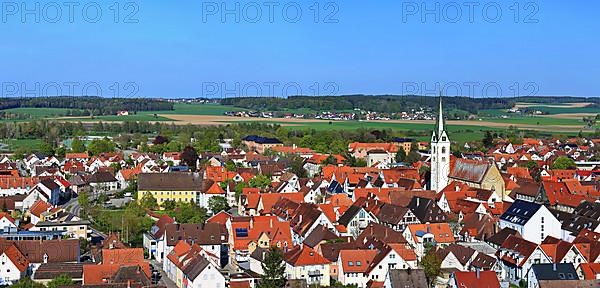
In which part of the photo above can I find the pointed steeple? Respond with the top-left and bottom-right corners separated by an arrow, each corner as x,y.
437,91 -> 445,137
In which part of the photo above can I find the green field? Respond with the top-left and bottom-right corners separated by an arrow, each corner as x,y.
483,116 -> 586,126
66,114 -> 173,122
141,103 -> 247,116
0,107 -> 87,122
522,106 -> 599,115
0,139 -> 43,151
220,120 -> 506,143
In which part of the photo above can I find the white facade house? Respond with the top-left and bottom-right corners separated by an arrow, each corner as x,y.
0,245 -> 28,285
499,200 -> 561,244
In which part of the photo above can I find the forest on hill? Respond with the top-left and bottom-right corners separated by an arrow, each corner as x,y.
0,96 -> 174,116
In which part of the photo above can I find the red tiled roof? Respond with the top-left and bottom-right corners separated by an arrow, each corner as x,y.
499,235 -> 538,267
1,244 -> 29,272
83,263 -> 150,285
205,182 -> 225,195
0,176 -> 38,189
0,212 -> 16,225
65,153 -> 89,159
406,223 -> 455,244
29,200 -> 51,217
206,211 -> 231,225
580,263 -> 600,280
102,248 -> 144,265
453,271 -> 500,288
339,249 -> 378,273
284,245 -> 330,266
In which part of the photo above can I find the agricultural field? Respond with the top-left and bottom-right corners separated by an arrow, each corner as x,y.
141,103 -> 248,116
0,139 -> 43,152
63,114 -> 172,122
0,107 -> 87,121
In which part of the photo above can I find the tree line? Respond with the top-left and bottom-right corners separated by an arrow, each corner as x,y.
0,96 -> 173,115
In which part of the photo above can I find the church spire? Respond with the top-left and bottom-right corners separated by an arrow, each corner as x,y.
437,90 -> 445,137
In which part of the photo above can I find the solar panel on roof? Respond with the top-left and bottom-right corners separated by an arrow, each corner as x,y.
235,228 -> 248,237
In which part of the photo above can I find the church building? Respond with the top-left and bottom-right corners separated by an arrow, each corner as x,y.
430,96 -> 451,192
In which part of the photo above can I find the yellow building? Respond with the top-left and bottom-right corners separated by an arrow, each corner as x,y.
137,173 -> 203,205
449,158 -> 506,200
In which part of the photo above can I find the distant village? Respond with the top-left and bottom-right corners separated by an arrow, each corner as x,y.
224,107 -> 437,121
0,100 -> 599,288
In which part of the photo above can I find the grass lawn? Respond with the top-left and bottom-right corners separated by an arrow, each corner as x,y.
92,209 -> 125,233
0,139 -> 43,151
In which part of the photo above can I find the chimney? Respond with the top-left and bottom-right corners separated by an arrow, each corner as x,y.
416,197 -> 420,207
250,217 -> 254,229
299,215 -> 303,223
270,218 -> 273,228
455,185 -> 460,192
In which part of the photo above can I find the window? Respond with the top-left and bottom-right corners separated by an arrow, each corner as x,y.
442,147 -> 446,153
541,217 -> 544,223
348,261 -> 353,266
356,261 -> 361,266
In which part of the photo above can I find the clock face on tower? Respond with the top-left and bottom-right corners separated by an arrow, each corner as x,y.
441,162 -> 450,179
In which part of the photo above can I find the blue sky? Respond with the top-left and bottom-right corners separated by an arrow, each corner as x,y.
1,0 -> 598,98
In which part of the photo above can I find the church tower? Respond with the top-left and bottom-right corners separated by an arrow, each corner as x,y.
430,95 -> 451,192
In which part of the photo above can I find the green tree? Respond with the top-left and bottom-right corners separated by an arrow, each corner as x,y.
71,138 -> 86,153
161,199 -> 177,211
88,138 -> 116,155
139,193 -> 158,210
225,160 -> 237,172
10,277 -> 46,288
320,155 -> 338,165
395,148 -> 407,163
234,182 -> 248,202
249,174 -> 272,188
420,249 -> 442,287
258,247 -> 287,288
289,155 -> 308,177
551,156 -> 576,170
482,131 -> 494,148
354,158 -> 367,167
78,190 -> 90,218
171,202 -> 208,224
208,196 -> 230,214
181,145 -> 199,171
47,274 -> 74,288
166,140 -> 182,152
405,150 -> 422,165
39,141 -> 55,156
